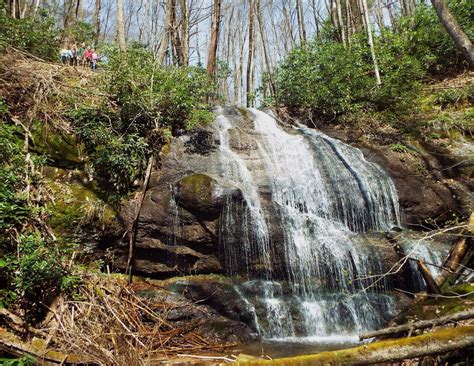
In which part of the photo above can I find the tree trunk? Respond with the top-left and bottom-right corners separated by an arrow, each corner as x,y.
143,0 -> 150,47
180,0 -> 190,66
417,260 -> 441,295
335,0 -> 346,46
207,0 -> 221,77
170,0 -> 184,66
256,0 -> 275,97
93,0 -> 101,43
157,0 -> 173,65
126,156 -> 155,283
296,0 -> 306,44
311,0 -> 321,39
246,0 -> 255,106
117,0 -> 127,51
10,0 -> 20,19
431,0 -> 474,67
74,0 -> 82,22
361,0 -> 382,85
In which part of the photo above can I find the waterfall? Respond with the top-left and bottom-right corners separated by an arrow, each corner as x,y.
216,114 -> 272,277
217,108 -> 402,340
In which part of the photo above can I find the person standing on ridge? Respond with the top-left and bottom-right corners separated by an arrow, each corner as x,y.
77,43 -> 85,66
60,46 -> 69,65
84,46 -> 92,68
91,49 -> 98,71
70,45 -> 78,66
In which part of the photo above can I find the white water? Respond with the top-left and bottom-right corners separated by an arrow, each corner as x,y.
217,109 -> 402,340
216,114 -> 272,276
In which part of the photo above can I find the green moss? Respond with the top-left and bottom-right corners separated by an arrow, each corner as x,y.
239,326 -> 474,365
177,174 -> 216,213
443,283 -> 474,296
31,121 -> 84,167
179,174 -> 213,194
45,178 -> 115,233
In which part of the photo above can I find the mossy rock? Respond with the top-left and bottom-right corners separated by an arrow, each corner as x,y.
45,177 -> 116,235
153,273 -> 231,291
174,174 -> 242,220
31,121 -> 84,168
240,326 -> 474,365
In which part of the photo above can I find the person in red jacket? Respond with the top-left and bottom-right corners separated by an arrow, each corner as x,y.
83,47 -> 92,67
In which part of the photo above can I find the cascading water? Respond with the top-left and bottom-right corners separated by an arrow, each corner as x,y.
216,108 -> 402,341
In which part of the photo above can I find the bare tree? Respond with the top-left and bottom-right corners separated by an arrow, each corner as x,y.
117,0 -> 127,51
361,0 -> 381,85
256,0 -> 275,97
246,0 -> 255,106
295,0 -> 306,43
93,0 -> 102,43
207,0 -> 222,77
431,0 -> 474,67
157,0 -> 173,64
180,0 -> 190,65
143,0 -> 150,47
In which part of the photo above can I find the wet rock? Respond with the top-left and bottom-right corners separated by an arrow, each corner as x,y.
361,145 -> 463,227
166,278 -> 260,333
133,279 -> 258,343
175,174 -> 243,221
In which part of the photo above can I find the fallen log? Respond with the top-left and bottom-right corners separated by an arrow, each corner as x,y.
241,326 -> 474,365
359,309 -> 474,341
0,308 -> 46,338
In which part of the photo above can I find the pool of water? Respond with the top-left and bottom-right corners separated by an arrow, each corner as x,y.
235,336 -> 360,359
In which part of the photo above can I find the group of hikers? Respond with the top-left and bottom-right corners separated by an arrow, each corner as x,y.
60,43 -> 105,70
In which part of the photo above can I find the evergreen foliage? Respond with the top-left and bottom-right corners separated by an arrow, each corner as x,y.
274,0 -> 473,120
0,102 -> 77,322
0,4 -> 59,60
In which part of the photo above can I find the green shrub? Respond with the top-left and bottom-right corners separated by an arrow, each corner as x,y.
432,85 -> 474,108
62,21 -> 96,46
0,234 -> 76,322
390,143 -> 408,153
0,122 -> 30,232
399,0 -> 474,74
0,356 -> 35,366
0,5 -> 60,60
107,45 -> 214,134
275,34 -> 423,119
69,45 -> 215,198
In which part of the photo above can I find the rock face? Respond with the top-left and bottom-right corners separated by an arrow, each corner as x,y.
113,108 -> 248,276
103,107 -> 471,341
320,127 -> 472,228
111,107 -> 470,277
132,276 -> 259,343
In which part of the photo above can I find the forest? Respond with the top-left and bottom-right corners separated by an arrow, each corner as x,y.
0,0 -> 473,365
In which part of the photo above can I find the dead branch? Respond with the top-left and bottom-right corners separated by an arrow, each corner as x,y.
126,155 -> 155,282
359,309 -> 474,340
